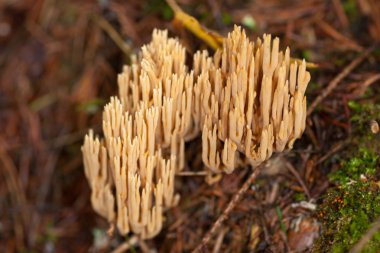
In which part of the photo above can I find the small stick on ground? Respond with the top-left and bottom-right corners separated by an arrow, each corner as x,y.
317,20 -> 362,51
192,164 -> 264,253
307,46 -> 375,116
362,73 -> 380,90
111,235 -> 138,253
317,139 -> 350,165
285,161 -> 311,199
177,171 -> 208,176
0,137 -> 29,250
212,228 -> 227,253
94,15 -> 132,60
332,0 -> 349,29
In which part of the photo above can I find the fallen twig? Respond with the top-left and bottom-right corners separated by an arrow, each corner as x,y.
307,46 -> 375,116
111,235 -> 139,253
166,0 -> 223,50
317,139 -> 350,165
0,136 -> 29,251
285,161 -> 311,199
165,0 -> 318,68
332,0 -> 349,29
212,228 -> 227,253
192,164 -> 264,253
318,20 -> 362,51
362,73 -> 380,90
177,171 -> 208,176
94,15 -> 132,60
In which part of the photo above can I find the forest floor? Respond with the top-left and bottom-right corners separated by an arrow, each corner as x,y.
1,0 -> 380,252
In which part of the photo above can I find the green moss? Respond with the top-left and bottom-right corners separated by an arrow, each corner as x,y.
342,0 -> 359,22
334,58 -> 348,67
315,184 -> 380,252
221,12 -> 232,25
374,48 -> 380,58
37,220 -> 58,245
241,15 -> 257,32
302,49 -> 312,62
294,192 -> 306,202
144,0 -> 173,20
323,98 -> 380,251
348,101 -> 380,131
77,98 -> 106,114
275,206 -> 287,235
315,98 -> 380,252
348,101 -> 380,153
329,148 -> 378,185
307,82 -> 321,92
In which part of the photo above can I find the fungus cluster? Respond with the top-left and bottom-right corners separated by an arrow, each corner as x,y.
195,27 -> 310,173
82,26 -> 310,238
83,30 -> 189,238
